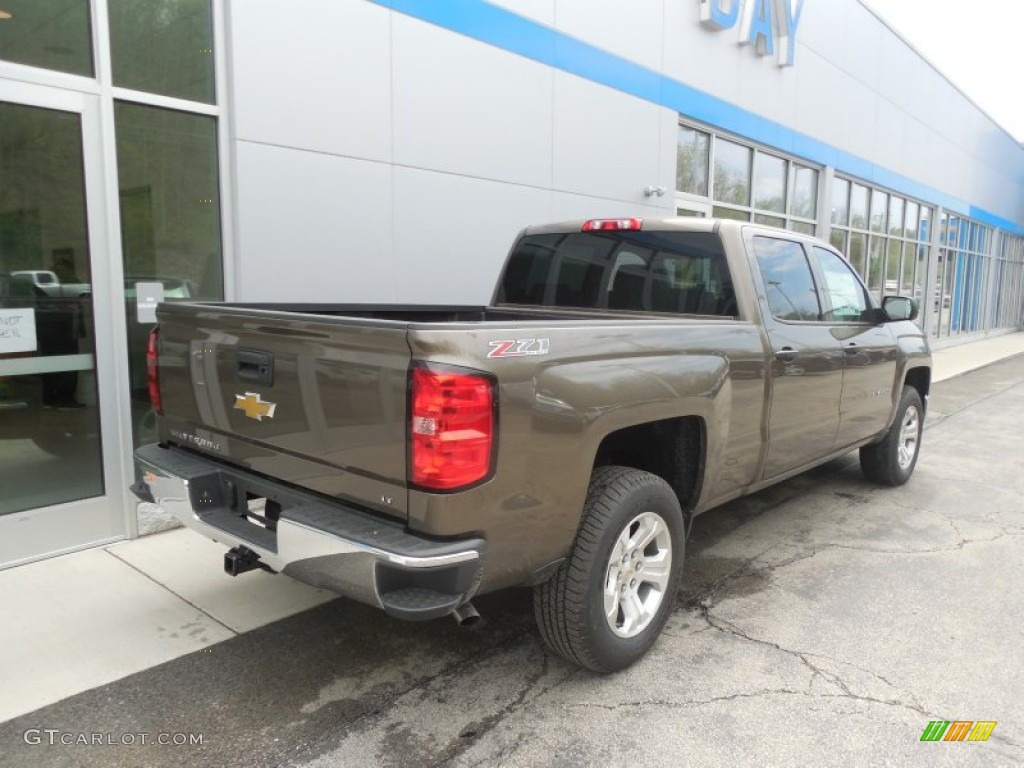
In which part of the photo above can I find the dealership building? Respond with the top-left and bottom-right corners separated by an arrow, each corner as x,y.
1,0 -> 1022,567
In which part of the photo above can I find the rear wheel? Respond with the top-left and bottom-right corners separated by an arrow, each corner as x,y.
860,386 -> 923,486
534,466 -> 685,672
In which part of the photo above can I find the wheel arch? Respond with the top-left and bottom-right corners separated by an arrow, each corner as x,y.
592,415 -> 706,534
904,365 -> 931,410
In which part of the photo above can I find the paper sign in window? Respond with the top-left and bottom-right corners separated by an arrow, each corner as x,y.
0,308 -> 37,354
135,282 -> 165,324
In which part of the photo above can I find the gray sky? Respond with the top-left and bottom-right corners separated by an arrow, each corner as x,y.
860,0 -> 1024,142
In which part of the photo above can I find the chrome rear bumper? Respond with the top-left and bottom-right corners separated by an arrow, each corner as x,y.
133,444 -> 484,620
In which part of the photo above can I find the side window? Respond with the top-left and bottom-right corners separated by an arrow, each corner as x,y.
814,247 -> 870,322
753,237 -> 821,321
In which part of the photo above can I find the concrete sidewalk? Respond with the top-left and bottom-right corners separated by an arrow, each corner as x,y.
1,331 -> 1022,726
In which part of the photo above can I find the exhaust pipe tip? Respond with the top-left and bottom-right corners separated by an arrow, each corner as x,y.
451,601 -> 481,628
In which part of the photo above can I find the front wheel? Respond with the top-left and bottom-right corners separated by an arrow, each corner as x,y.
534,466 -> 685,673
859,386 -> 924,486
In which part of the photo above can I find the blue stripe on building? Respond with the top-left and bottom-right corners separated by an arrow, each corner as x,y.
370,0 -> 1024,236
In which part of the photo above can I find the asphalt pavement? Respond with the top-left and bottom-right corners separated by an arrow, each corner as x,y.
2,354 -> 1023,768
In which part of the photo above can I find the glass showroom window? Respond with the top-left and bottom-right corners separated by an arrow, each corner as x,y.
830,176 -> 932,314
990,235 -> 1024,329
675,122 -> 819,232
935,216 -> 994,339
0,0 -> 94,76
677,124 -> 710,198
108,0 -> 223,447
993,234 -> 1024,330
108,0 -> 215,103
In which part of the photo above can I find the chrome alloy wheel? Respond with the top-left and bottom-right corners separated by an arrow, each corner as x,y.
897,404 -> 921,470
603,511 -> 673,638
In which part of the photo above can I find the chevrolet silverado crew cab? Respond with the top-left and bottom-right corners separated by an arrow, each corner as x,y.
133,218 -> 930,672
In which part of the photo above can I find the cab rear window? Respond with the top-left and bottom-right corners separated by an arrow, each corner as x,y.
496,230 -> 737,316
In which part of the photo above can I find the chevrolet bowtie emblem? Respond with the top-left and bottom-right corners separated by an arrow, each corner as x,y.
234,392 -> 276,421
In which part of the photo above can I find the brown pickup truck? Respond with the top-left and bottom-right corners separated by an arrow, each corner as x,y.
133,218 -> 931,672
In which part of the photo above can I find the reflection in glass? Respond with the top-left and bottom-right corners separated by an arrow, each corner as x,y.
108,0 -> 215,103
902,242 -> 916,294
888,196 -> 905,237
790,165 -> 818,219
905,201 -> 919,240
885,240 -> 901,294
867,236 -> 885,291
831,177 -> 850,226
712,206 -> 749,221
115,102 -> 223,447
754,214 -> 785,229
850,184 -> 869,229
848,232 -> 867,277
829,228 -> 847,254
914,242 -> 929,316
754,153 -> 786,213
816,247 -> 868,321
713,139 -> 751,205
0,102 -> 104,515
935,250 -> 951,336
789,221 -> 815,235
0,0 -> 93,76
942,216 -> 956,247
676,125 -> 710,196
753,237 -> 820,321
870,190 -> 888,234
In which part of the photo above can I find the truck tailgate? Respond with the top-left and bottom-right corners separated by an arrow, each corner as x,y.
156,304 -> 411,520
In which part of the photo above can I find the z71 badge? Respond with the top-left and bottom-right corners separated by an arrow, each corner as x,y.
487,338 -> 550,359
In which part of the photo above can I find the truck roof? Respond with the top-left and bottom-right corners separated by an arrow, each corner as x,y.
520,217 -> 817,240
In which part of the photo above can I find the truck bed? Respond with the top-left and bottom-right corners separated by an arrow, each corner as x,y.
153,300 -> 746,527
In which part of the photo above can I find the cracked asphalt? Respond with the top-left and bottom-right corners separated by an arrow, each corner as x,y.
3,354 -> 1023,768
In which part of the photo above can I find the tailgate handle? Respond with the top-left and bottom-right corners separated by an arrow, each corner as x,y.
237,349 -> 274,386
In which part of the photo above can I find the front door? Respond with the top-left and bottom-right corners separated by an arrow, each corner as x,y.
811,245 -> 900,447
0,85 -> 127,566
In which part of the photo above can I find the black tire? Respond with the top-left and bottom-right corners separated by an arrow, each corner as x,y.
534,466 -> 685,673
859,386 -> 924,486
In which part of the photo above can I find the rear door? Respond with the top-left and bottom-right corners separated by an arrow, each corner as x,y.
156,304 -> 411,519
811,246 -> 899,447
749,235 -> 844,478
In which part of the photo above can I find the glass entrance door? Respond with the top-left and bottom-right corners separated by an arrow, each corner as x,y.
0,86 -> 127,566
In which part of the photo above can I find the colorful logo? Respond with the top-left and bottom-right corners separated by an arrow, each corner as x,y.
920,721 -> 997,742
234,392 -> 276,421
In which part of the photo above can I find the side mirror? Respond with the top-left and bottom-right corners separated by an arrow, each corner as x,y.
882,295 -> 918,322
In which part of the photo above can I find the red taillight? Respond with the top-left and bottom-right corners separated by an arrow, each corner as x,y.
146,327 -> 162,415
410,365 -> 495,491
582,218 -> 643,232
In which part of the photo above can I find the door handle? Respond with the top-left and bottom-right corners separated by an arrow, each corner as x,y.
237,349 -> 274,386
774,347 -> 797,362
843,342 -> 859,355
